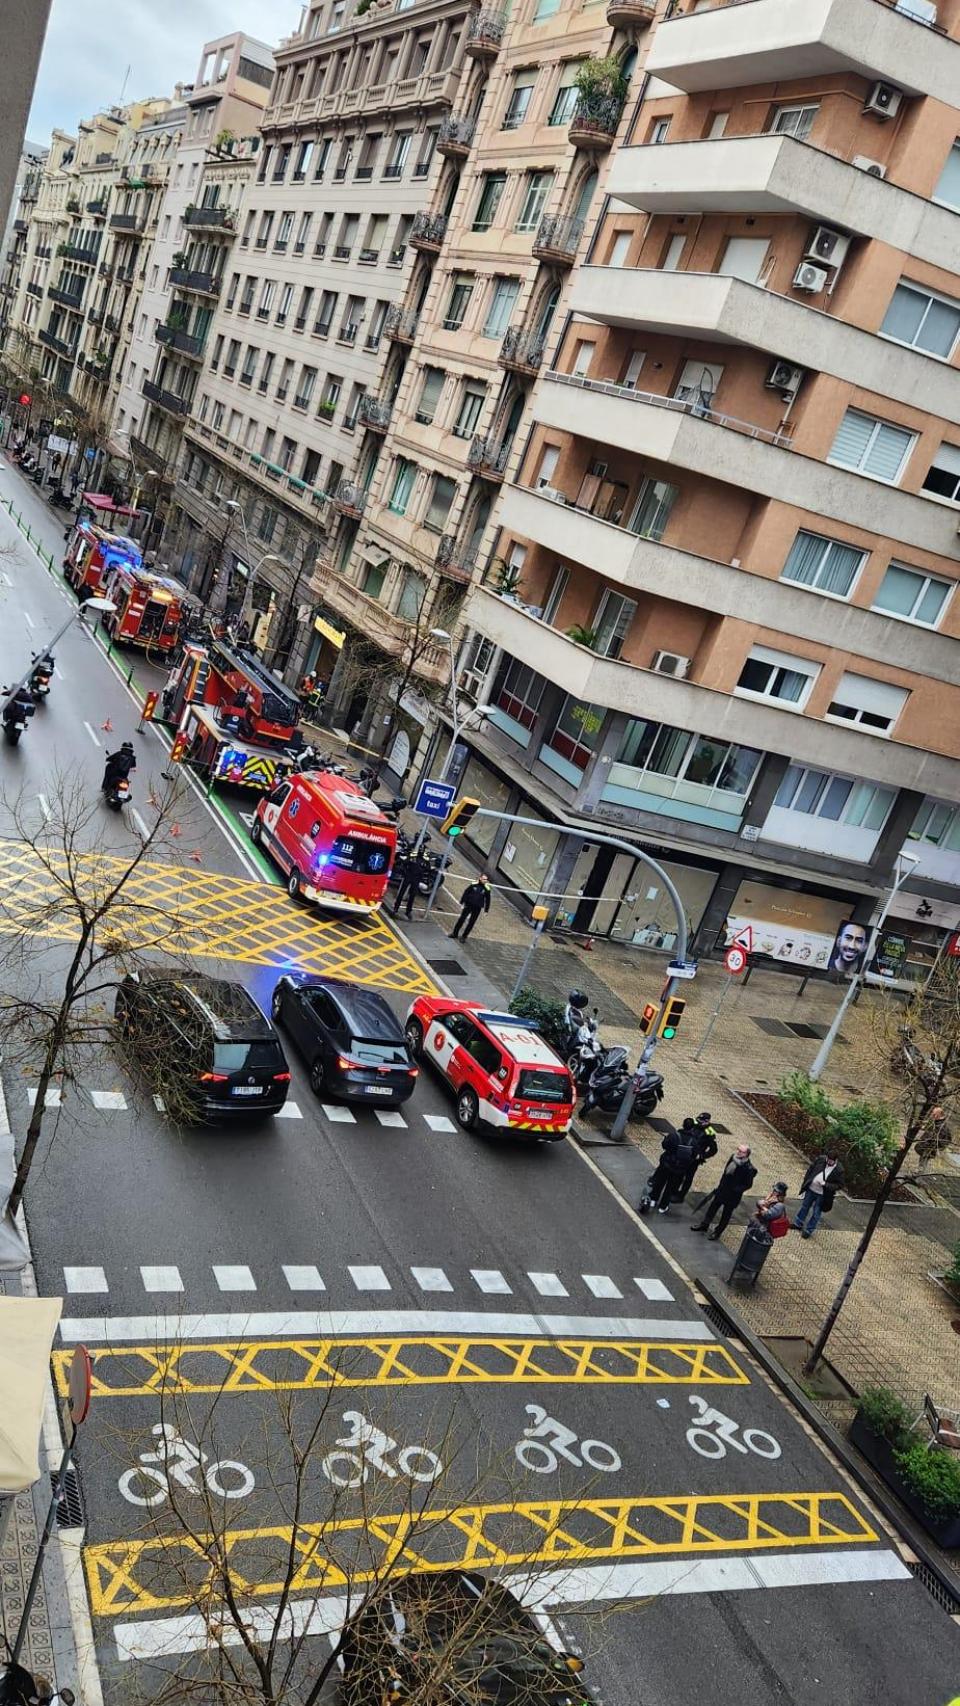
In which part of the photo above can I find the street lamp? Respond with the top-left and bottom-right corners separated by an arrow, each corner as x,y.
3,597 -> 116,709
808,848 -> 920,1082
430,626 -> 461,782
225,500 -> 283,630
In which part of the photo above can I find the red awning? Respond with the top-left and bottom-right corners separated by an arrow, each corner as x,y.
81,490 -> 144,517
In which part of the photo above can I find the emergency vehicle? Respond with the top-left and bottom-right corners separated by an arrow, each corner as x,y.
63,520 -> 141,597
403,997 -> 576,1137
252,769 -> 396,913
161,640 -> 304,792
62,520 -> 189,654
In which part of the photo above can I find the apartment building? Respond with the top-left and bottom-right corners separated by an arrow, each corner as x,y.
0,142 -> 46,356
168,0 -> 471,662
445,0 -> 960,979
312,0 -> 639,756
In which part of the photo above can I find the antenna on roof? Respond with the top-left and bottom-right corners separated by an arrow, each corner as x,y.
118,63 -> 131,106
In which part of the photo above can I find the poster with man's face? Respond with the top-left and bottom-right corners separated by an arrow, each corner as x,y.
829,919 -> 868,978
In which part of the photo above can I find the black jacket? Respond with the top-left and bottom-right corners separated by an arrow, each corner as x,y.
461,879 -> 491,914
711,1154 -> 758,1204
104,748 -> 136,783
800,1154 -> 845,1202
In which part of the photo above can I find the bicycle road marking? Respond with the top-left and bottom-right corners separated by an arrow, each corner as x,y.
52,1333 -> 750,1399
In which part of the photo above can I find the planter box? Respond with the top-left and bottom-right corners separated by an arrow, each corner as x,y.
849,1409 -> 960,1548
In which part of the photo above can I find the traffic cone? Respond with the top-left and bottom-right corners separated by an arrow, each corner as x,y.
171,823 -> 181,838
191,849 -> 202,863
101,717 -> 113,732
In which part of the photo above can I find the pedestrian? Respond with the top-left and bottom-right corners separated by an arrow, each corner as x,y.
449,872 -> 492,942
793,1148 -> 844,1238
641,1128 -> 679,1214
655,1122 -> 698,1214
750,1181 -> 789,1234
674,1111 -> 719,1202
392,852 -> 430,921
692,1143 -> 757,1240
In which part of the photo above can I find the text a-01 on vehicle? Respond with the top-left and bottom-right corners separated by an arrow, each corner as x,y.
405,998 -> 576,1137
253,769 -> 397,914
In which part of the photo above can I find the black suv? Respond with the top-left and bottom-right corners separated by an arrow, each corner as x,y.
114,970 -> 290,1120
340,1571 -> 593,1705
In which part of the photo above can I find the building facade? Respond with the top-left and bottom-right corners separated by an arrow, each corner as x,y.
0,141 -> 47,360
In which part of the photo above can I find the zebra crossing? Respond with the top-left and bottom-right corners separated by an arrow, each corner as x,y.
26,1084 -> 457,1131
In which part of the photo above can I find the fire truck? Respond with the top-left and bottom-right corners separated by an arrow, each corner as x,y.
63,520 -> 141,596
62,520 -> 190,654
160,639 -> 305,791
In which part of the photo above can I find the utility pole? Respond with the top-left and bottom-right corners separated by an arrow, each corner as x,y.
809,850 -> 919,1082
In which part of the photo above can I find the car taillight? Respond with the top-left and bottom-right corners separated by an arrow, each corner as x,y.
273,1071 -> 291,1082
198,1071 -> 229,1083
337,1055 -> 360,1070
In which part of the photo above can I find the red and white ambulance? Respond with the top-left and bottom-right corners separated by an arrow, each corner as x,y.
403,997 -> 575,1138
252,769 -> 396,914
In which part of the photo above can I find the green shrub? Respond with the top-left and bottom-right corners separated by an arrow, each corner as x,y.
780,1071 -> 834,1125
946,1239 -> 960,1291
858,1385 -> 914,1447
894,1439 -> 960,1521
509,988 -> 567,1055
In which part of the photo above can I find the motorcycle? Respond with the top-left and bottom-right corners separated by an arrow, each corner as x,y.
629,1063 -> 666,1121
50,486 -> 73,511
579,1045 -> 631,1116
1,691 -> 35,746
103,777 -> 133,812
566,1017 -> 603,1088
29,652 -> 54,703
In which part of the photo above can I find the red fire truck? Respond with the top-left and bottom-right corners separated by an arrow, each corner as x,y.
252,770 -> 396,913
63,520 -> 189,654
63,520 -> 141,596
161,640 -> 305,792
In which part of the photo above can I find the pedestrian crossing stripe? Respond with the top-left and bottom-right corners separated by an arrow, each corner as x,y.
52,1333 -> 749,1399
84,1489 -> 878,1616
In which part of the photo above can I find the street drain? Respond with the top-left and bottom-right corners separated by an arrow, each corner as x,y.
50,1464 -> 84,1528
427,958 -> 467,976
907,1559 -> 960,1617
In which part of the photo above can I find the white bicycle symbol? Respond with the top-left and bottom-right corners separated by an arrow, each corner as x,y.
118,1422 -> 256,1507
515,1404 -> 621,1474
320,1409 -> 444,1489
685,1396 -> 781,1461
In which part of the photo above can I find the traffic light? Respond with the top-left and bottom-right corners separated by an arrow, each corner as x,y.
638,1001 -> 658,1036
657,997 -> 686,1040
439,796 -> 480,838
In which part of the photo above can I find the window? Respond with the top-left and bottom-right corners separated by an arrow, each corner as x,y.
674,358 -> 722,407
257,279 -> 276,319
593,591 -> 637,659
718,237 -> 770,283
315,289 -> 337,335
278,435 -> 297,473
535,445 -> 559,488
295,212 -> 312,254
329,1 -> 346,31
515,171 -> 554,233
881,281 -> 960,358
621,349 -> 646,388
736,645 -> 819,707
771,103 -> 818,139
302,447 -> 321,485
344,383 -> 364,429
661,234 -> 685,270
872,562 -> 951,626
424,473 -> 456,531
496,660 -> 546,731
396,567 -> 426,622
361,559 -> 387,600
293,139 -> 313,182
275,211 -> 294,250
473,174 -> 507,232
616,720 -> 761,803
313,138 -> 331,180
388,457 -> 416,514
828,410 -> 916,483
255,211 -> 274,249
534,0 -> 560,15
541,563 -> 566,625
258,351 -> 275,394
545,697 -> 605,772
503,70 -> 536,129
483,276 -> 520,337
649,118 -> 671,145
276,282 -> 294,325
549,63 -> 582,126
294,365 -> 317,409
320,374 -> 341,414
909,798 -> 960,851
224,337 -> 240,377
453,382 -> 485,438
276,358 -> 294,401
296,285 -> 314,330
627,478 -> 677,542
775,765 -> 895,831
921,441 -> 960,502
239,346 -> 258,386
444,273 -> 474,330
386,131 -> 411,177
933,140 -> 960,210
780,530 -> 865,598
826,672 -> 907,736
608,232 -> 631,267
571,338 -> 595,377
416,366 -> 445,423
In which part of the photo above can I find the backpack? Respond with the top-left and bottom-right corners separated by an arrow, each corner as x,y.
673,1138 -> 695,1170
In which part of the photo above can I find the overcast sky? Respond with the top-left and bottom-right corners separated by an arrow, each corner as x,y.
28,0 -> 293,145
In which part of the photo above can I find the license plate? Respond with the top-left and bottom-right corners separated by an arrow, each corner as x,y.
363,1085 -> 394,1096
231,1085 -> 264,1097
527,1109 -> 555,1118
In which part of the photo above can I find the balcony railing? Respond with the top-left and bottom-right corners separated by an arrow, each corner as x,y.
357,394 -> 392,433
170,265 -> 221,295
548,369 -> 795,448
38,329 -> 76,359
80,355 -> 109,383
332,479 -> 367,518
569,94 -> 624,149
384,304 -> 419,344
436,534 -> 478,581
142,379 -> 192,416
532,212 -> 584,265
59,242 -> 98,264
184,205 -> 236,233
308,559 -> 451,679
129,435 -> 169,476
467,434 -> 511,481
438,114 -> 477,157
156,322 -> 205,358
48,285 -> 84,309
606,0 -> 655,26
411,210 -> 448,253
466,8 -> 507,57
25,281 -> 43,300
86,198 -> 107,216
499,325 -> 546,374
110,212 -> 144,233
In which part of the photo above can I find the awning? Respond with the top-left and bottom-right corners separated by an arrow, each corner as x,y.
0,1296 -> 62,1493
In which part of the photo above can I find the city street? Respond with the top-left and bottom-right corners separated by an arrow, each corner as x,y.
1,461 -> 958,1706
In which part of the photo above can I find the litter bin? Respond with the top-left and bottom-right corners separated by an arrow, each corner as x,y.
729,1224 -> 772,1287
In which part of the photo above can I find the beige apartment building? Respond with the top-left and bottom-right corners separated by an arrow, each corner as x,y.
443,0 -> 960,979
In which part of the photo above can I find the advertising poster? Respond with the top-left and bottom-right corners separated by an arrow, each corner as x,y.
724,881 -> 852,970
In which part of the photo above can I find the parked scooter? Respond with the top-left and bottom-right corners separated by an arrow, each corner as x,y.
629,1062 -> 666,1121
579,1045 -> 630,1115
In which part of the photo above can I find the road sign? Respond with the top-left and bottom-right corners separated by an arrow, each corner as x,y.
68,1344 -> 92,1425
724,945 -> 748,977
413,777 -> 456,819
141,689 -> 159,723
730,926 -> 753,953
666,960 -> 697,980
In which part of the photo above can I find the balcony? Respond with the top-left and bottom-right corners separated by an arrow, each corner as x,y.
184,205 -> 236,235
308,558 -> 451,682
25,281 -> 43,300
606,0 -> 655,29
332,479 -> 366,519
499,325 -> 546,375
142,379 -> 191,417
534,371 -> 959,558
155,322 -> 206,359
80,355 -> 109,383
12,220 -> 27,235
568,96 -> 623,152
105,313 -> 121,334
384,304 -> 419,344
438,115 -> 476,159
38,329 -> 76,359
410,211 -> 448,254
129,435 -> 169,476
569,266 -> 960,427
467,434 -> 511,482
532,212 -> 584,267
86,198 -> 107,216
436,534 -> 478,582
109,213 -> 144,234
646,0 -> 959,108
170,265 -> 221,296
98,261 -> 115,281
58,242 -> 98,264
48,285 -> 84,309
357,394 -> 393,433
607,135 -> 958,274
465,8 -> 507,59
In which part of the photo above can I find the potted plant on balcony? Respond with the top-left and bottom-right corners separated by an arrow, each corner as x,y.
490,557 -> 524,601
849,1386 -> 960,1547
572,57 -> 628,139
566,624 -> 599,649
171,250 -> 188,269
318,399 -> 336,419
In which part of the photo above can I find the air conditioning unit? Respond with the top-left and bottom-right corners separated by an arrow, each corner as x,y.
765,359 -> 805,399
458,667 -> 486,698
537,484 -> 567,503
805,226 -> 850,268
864,81 -> 903,120
793,262 -> 829,294
852,155 -> 887,178
652,650 -> 690,678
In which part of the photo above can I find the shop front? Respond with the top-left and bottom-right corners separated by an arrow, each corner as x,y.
866,891 -> 960,989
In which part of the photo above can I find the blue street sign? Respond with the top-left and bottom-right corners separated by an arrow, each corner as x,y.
413,777 -> 456,818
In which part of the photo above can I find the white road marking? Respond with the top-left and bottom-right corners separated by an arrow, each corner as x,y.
411,1266 -> 453,1292
529,1272 -> 568,1298
114,1596 -> 350,1662
471,1269 -> 512,1294
583,1274 -> 622,1299
27,1086 -> 61,1108
37,792 -> 50,820
424,1113 -> 456,1132
348,1264 -> 390,1291
635,1277 -> 674,1302
83,720 -> 101,748
212,1265 -> 256,1292
23,609 -> 34,629
91,1089 -> 127,1110
274,1101 -> 303,1120
131,809 -> 149,839
374,1109 -> 407,1127
140,1266 -> 183,1293
153,1094 -> 166,1112
322,1104 -> 356,1123
59,1310 -> 714,1344
54,664 -> 64,680
63,1266 -> 108,1294
282,1265 -> 325,1291
0,571 -> 10,586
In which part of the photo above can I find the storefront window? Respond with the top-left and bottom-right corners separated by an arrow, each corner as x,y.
544,697 -> 605,771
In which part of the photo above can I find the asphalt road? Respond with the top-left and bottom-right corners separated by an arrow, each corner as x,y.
1,462 -> 958,1706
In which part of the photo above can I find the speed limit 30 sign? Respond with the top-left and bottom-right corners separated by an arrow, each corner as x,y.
724,945 -> 748,976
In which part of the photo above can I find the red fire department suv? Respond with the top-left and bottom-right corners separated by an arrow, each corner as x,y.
403,997 -> 575,1138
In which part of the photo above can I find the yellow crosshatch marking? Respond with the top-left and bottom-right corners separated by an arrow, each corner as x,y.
85,1490 -> 877,1617
53,1334 -> 749,1399
0,837 -> 434,993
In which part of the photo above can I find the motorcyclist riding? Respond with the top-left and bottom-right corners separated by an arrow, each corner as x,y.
102,740 -> 137,792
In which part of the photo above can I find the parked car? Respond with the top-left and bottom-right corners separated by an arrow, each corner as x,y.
271,974 -> 417,1106
403,997 -> 575,1137
114,969 -> 290,1120
340,1569 -> 593,1705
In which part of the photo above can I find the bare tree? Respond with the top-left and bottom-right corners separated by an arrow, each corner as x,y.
334,585 -> 464,782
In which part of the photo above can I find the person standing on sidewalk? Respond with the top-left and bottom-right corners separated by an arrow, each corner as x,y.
392,852 -> 431,921
449,872 -> 492,942
793,1149 -> 844,1238
675,1112 -> 718,1202
692,1144 -> 757,1240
